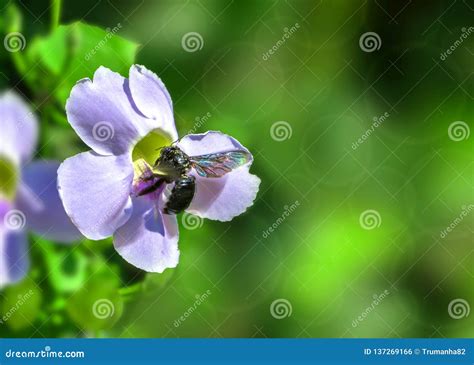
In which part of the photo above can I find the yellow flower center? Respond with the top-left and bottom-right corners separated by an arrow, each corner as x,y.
131,129 -> 173,184
0,156 -> 18,201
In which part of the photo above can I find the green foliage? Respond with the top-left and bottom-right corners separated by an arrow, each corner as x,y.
21,22 -> 138,109
1,3 -> 22,34
66,269 -> 124,332
142,269 -> 175,293
41,243 -> 89,293
2,278 -> 42,331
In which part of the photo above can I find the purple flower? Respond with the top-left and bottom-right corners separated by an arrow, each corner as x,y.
57,65 -> 260,273
0,92 -> 80,287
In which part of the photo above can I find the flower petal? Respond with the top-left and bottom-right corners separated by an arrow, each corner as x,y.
0,226 -> 29,288
178,131 -> 260,221
65,66 -> 157,156
57,151 -> 134,240
187,169 -> 260,221
129,65 -> 178,140
178,130 -> 252,157
0,92 -> 38,164
16,161 -> 81,242
113,197 -> 179,273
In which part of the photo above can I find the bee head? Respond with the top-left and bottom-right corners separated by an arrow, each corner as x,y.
154,146 -> 190,177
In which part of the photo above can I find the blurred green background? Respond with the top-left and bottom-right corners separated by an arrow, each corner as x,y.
0,0 -> 472,338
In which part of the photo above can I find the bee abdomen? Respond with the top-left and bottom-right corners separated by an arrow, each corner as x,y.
164,175 -> 196,215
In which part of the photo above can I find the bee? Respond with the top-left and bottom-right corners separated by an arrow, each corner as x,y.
135,144 -> 251,215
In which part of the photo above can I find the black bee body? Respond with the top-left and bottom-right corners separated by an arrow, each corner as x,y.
163,175 -> 196,214
154,146 -> 196,215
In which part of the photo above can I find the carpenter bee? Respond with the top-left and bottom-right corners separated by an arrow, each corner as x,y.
135,144 -> 251,215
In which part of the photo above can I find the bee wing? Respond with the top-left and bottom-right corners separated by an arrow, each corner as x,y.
189,150 -> 252,178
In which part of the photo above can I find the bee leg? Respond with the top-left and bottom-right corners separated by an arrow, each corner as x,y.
136,178 -> 164,197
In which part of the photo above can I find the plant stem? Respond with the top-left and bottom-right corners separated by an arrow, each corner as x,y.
51,0 -> 62,31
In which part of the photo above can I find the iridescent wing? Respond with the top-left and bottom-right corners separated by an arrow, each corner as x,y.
189,150 -> 251,178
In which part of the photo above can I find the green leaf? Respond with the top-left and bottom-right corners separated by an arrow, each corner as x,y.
25,21 -> 138,107
1,278 -> 42,331
29,26 -> 69,75
66,269 -> 123,332
40,243 -> 89,293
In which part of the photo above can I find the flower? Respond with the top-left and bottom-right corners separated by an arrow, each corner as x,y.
0,92 -> 81,288
57,65 -> 260,273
